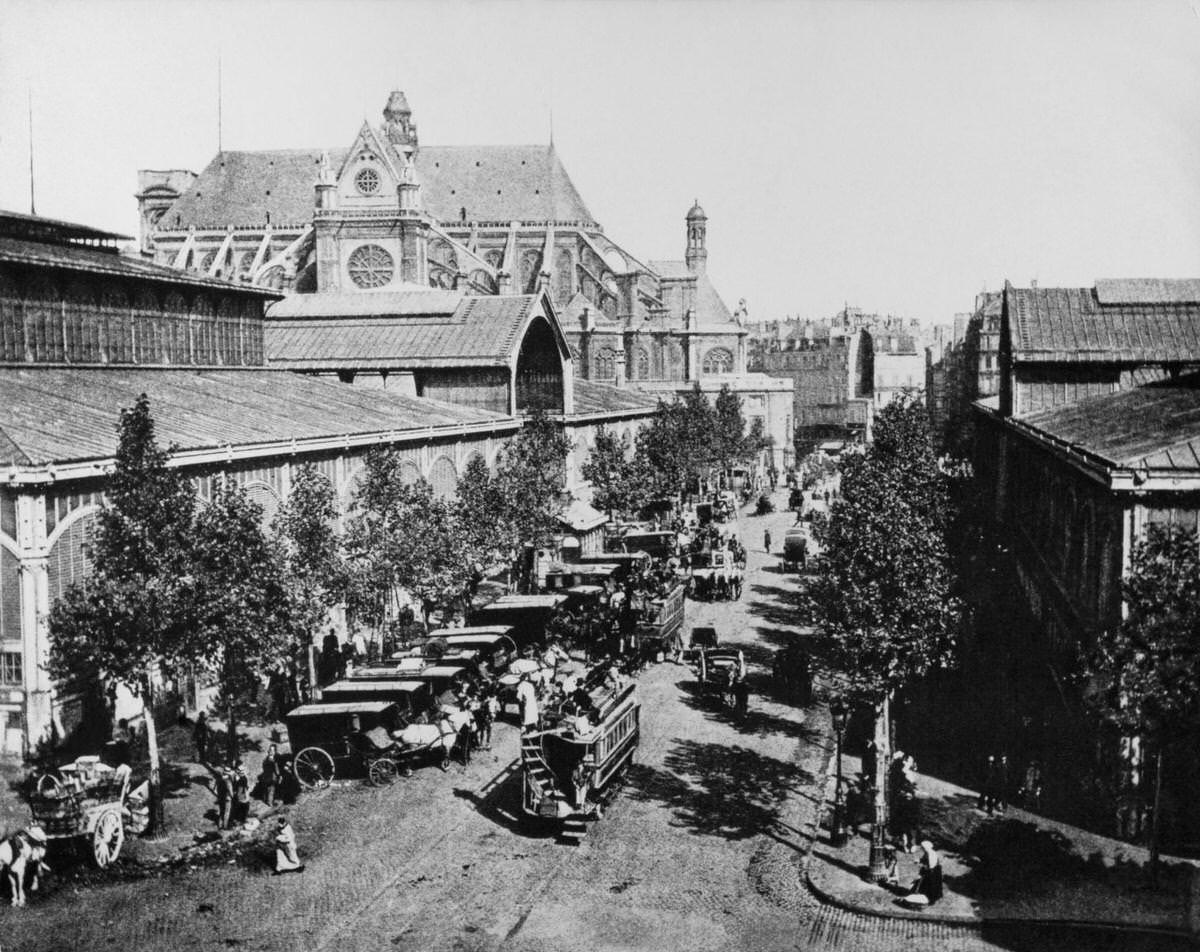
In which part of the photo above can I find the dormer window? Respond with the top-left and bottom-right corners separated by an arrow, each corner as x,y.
356,167 -> 381,195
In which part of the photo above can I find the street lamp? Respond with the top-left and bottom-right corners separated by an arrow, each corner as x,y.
830,698 -> 850,847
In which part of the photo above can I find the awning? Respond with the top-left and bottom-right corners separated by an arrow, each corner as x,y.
559,499 -> 608,533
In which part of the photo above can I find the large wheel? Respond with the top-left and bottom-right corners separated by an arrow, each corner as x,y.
92,808 -> 124,869
368,757 -> 398,787
294,747 -> 335,789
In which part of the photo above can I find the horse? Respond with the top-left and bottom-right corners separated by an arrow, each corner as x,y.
394,715 -> 462,771
0,827 -> 48,907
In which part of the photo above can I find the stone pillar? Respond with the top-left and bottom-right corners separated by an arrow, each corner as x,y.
15,492 -> 52,752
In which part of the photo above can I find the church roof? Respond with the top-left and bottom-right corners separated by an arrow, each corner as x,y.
1005,280 -> 1200,363
648,260 -> 694,280
0,367 -> 510,467
159,144 -> 594,231
570,378 -> 660,417
263,292 -> 543,369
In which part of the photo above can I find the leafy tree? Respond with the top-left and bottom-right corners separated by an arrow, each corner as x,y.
582,427 -> 648,518
635,387 -> 718,499
806,396 -> 960,880
345,449 -> 474,629
47,395 -> 197,835
1083,524 -> 1200,878
186,478 -> 298,762
713,385 -> 749,476
273,464 -> 346,645
492,411 -> 573,586
455,454 -> 505,569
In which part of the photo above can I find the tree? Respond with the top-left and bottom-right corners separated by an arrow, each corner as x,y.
47,395 -> 197,835
273,464 -> 346,646
455,454 -> 505,570
492,411 -> 573,586
345,449 -> 474,631
806,396 -> 961,880
582,428 -> 647,518
712,385 -> 749,477
186,478 -> 299,762
634,387 -> 718,499
1083,523 -> 1200,879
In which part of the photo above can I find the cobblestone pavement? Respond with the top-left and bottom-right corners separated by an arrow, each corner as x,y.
9,496 -> 1193,951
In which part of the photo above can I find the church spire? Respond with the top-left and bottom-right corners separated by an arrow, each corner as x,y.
685,199 -> 707,274
383,90 -> 418,153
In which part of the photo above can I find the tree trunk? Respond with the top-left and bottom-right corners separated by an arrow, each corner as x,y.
868,693 -> 892,882
226,695 -> 238,764
1150,747 -> 1164,884
143,671 -> 165,837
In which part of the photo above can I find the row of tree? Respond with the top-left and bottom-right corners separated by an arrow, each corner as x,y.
584,384 -> 770,518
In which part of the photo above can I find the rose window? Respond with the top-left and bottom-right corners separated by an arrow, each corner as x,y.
355,167 -> 381,195
347,245 -> 394,289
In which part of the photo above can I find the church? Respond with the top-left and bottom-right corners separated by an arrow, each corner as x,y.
137,91 -> 793,471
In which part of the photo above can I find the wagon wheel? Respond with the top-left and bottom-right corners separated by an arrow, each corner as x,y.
294,747 -> 335,789
368,757 -> 398,787
36,772 -> 63,797
92,808 -> 124,869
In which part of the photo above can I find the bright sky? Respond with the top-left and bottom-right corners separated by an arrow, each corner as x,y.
2,0 -> 1199,325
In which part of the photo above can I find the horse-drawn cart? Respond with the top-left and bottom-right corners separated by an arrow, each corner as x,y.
285,701 -> 408,789
29,758 -> 130,868
697,647 -> 747,707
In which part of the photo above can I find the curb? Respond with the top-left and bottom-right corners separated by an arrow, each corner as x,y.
799,705 -> 1193,942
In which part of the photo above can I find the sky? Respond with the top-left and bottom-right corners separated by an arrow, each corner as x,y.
2,0 -> 1200,325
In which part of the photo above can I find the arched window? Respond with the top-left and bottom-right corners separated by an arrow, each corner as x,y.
484,249 -> 503,270
554,250 -> 573,306
594,347 -> 618,381
428,457 -> 458,500
634,347 -> 650,380
702,347 -> 734,374
242,481 -> 281,526
47,510 -> 98,605
399,459 -> 422,487
520,250 -> 541,294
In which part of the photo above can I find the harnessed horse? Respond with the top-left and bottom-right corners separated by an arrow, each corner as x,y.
394,713 -> 468,771
0,827 -> 48,907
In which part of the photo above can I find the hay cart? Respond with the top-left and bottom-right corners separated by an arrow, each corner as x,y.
29,757 -> 131,869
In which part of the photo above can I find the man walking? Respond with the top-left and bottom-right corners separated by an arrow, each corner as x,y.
763,529 -> 772,554
193,711 -> 210,764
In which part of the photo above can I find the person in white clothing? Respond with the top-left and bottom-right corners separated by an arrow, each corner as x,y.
516,675 -> 539,732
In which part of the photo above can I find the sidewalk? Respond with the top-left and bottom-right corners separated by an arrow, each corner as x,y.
806,747 -> 1198,934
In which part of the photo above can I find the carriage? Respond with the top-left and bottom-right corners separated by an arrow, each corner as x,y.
637,581 -> 686,659
284,701 -> 409,789
697,647 -> 747,706
781,528 -> 809,573
521,673 -> 640,843
472,594 -> 568,648
412,628 -> 517,672
29,757 -> 131,868
319,678 -> 433,723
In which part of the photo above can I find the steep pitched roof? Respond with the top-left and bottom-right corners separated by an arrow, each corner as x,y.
264,292 -> 541,369
159,144 -> 593,230
1005,281 -> 1200,363
0,367 -> 510,466
1016,374 -> 1200,471
570,379 -> 659,416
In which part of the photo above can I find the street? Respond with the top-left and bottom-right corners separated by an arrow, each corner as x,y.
9,500 -> 1181,952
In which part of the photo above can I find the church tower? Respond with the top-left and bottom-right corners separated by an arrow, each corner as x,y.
383,90 -> 418,154
685,199 -> 707,274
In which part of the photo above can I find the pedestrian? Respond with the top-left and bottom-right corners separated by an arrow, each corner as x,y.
273,816 -> 305,875
231,759 -> 250,827
763,529 -> 772,553
193,711 -> 210,764
910,840 -> 943,905
260,744 -> 279,808
213,763 -> 232,830
997,754 -> 1010,813
516,674 -> 539,734
732,673 -> 750,719
979,754 -> 999,815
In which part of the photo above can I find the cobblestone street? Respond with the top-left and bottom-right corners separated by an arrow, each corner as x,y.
8,501 -> 1190,952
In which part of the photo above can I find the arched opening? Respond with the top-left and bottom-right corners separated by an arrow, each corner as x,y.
515,316 -> 564,413
428,456 -> 458,500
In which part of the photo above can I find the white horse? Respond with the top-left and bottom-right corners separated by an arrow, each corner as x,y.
394,716 -> 462,771
0,827 -> 48,907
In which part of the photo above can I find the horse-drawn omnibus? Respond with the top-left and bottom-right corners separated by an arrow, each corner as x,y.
471,594 -> 567,648
520,672 -> 640,844
638,580 -> 686,659
318,679 -> 432,722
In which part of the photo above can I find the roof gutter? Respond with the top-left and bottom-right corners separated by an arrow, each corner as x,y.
2,417 -> 521,487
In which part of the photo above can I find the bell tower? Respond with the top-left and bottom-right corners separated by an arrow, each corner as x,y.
685,199 -> 707,274
383,90 -> 418,154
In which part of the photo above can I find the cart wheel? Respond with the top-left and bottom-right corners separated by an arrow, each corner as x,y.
294,747 -> 335,789
368,757 -> 398,787
36,772 -> 63,797
92,808 -> 124,869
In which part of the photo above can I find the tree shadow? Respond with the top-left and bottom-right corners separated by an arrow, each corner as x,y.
624,737 -> 813,843
673,678 -> 819,743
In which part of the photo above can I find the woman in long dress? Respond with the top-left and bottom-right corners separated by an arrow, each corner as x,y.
274,817 -> 304,874
912,840 -> 943,904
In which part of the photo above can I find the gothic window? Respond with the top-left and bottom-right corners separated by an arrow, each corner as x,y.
260,266 -> 286,291
702,347 -> 734,374
554,249 -> 573,306
484,249 -> 503,270
594,347 -> 617,381
239,251 -> 257,277
355,166 -> 381,195
635,347 -> 650,380
428,457 -> 458,500
199,250 -> 217,274
469,270 -> 497,295
347,244 -> 394,289
429,239 -> 454,265
520,250 -> 541,293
